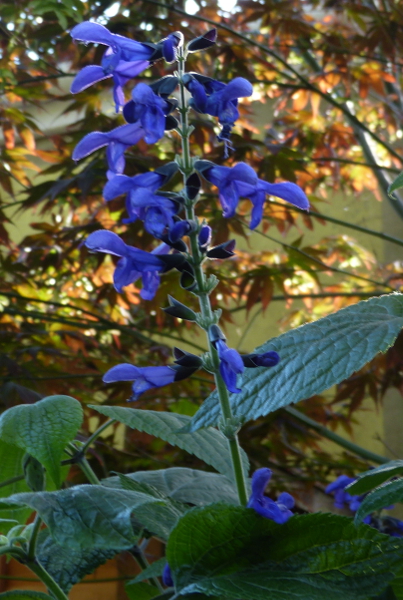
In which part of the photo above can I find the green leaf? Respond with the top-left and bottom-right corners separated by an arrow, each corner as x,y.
0,593 -> 52,599
0,395 -> 83,487
90,406 -> 249,481
36,529 -> 118,592
0,485 -> 184,549
128,557 -> 166,584
125,582 -> 161,600
355,479 -> 403,523
167,505 -> 403,600
347,461 -> 403,495
188,294 -> 403,430
392,565 -> 403,599
104,467 -> 240,506
388,171 -> 403,197
0,440 -> 31,530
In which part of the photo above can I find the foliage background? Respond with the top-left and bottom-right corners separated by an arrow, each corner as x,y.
2,0 -> 403,505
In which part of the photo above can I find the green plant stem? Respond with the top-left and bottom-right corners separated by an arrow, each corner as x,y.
177,48 -> 248,506
27,560 -> 70,600
67,442 -> 101,485
268,202 -> 403,248
0,474 -> 24,489
80,419 -> 116,455
27,513 -> 42,561
285,407 -> 389,465
77,456 -> 101,485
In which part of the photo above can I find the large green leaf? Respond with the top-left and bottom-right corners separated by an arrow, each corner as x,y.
104,467 -> 240,505
0,484 -> 184,549
125,582 -> 161,600
90,406 -> 249,481
355,479 -> 403,523
347,461 -> 403,495
188,294 -> 403,430
0,395 -> 83,487
36,529 -> 118,592
0,440 -> 31,530
167,505 -> 403,600
128,557 -> 166,584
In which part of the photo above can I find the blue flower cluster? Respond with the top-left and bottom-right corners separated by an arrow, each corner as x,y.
326,474 -> 403,535
71,23 -> 309,398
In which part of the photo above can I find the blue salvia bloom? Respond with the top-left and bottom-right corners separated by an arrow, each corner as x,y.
122,83 -> 171,143
214,339 -> 244,394
103,363 -> 177,400
85,230 -> 169,300
103,172 -> 180,238
325,475 -> 362,511
185,75 -> 252,147
162,563 -> 174,587
247,468 -> 295,524
73,122 -> 147,165
196,161 -> 310,228
70,22 -> 154,111
241,350 -> 280,368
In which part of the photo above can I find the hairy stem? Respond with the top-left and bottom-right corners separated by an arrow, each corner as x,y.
177,47 -> 248,506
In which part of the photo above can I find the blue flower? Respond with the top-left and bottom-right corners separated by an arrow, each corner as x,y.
72,122 -> 146,167
325,475 -> 361,511
214,339 -> 244,394
247,468 -> 295,524
103,172 -> 180,238
70,22 -> 154,110
122,83 -> 172,143
103,363 -> 177,400
85,230 -> 169,300
195,161 -> 310,228
185,75 -> 252,147
162,563 -> 174,587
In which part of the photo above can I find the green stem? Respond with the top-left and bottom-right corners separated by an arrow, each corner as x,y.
80,419 -> 116,455
285,406 -> 389,465
67,442 -> 101,485
268,202 -> 403,249
27,513 -> 42,561
28,560 -> 70,600
0,474 -> 24,490
77,457 -> 101,486
177,48 -> 248,506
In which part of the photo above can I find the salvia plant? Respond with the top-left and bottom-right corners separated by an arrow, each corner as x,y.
3,19 -> 403,600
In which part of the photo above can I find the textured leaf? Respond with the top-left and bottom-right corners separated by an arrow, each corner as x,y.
388,170 -> 403,197
355,479 -> 403,524
347,461 -> 403,495
0,395 -> 83,487
167,505 -> 403,600
91,406 -> 249,481
392,565 -> 403,600
0,485 -> 184,549
188,294 -> 403,430
36,529 -> 118,592
104,467 -> 240,506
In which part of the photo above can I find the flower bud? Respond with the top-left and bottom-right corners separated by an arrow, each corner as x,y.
207,240 -> 236,259
187,29 -> 217,53
163,296 -> 197,321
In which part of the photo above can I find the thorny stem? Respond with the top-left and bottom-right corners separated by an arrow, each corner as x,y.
176,47 -> 248,506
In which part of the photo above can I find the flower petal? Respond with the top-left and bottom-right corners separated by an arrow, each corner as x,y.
71,65 -> 111,93
103,175 -> 137,201
220,77 -> 253,101
261,181 -> 310,210
71,21 -> 116,46
103,363 -> 142,382
85,230 -> 127,257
